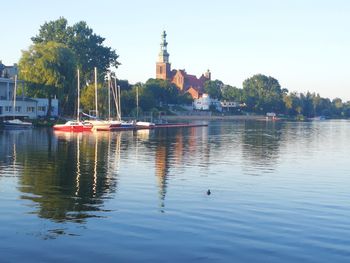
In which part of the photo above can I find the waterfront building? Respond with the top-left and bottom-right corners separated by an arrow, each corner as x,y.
155,31 -> 211,99
0,61 -> 18,79
0,62 -> 58,119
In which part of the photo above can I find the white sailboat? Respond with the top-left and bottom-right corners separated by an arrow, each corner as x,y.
89,67 -> 120,131
135,84 -> 155,128
88,68 -> 121,131
3,75 -> 33,129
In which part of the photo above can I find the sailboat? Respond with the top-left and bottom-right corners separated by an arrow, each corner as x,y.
53,69 -> 93,132
109,73 -> 136,129
88,68 -> 121,131
135,84 -> 155,128
3,75 -> 33,129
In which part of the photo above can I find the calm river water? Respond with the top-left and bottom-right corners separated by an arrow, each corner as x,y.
0,120 -> 349,262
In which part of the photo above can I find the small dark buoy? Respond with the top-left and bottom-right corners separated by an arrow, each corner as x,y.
207,189 -> 211,195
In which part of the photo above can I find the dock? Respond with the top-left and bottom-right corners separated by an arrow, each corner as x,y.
94,123 -> 208,132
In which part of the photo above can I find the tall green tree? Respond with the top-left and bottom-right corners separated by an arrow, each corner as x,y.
204,80 -> 223,99
31,17 -> 120,82
300,92 -> 314,117
332,98 -> 343,116
144,79 -> 179,105
19,41 -> 77,116
242,74 -> 287,113
221,85 -> 242,101
80,83 -> 109,117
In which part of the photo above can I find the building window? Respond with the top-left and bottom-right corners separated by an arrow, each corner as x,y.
15,106 -> 21,112
159,66 -> 162,74
27,107 -> 35,113
5,106 -> 12,112
38,106 -> 46,112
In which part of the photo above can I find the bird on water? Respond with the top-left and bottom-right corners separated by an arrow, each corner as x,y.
207,189 -> 211,195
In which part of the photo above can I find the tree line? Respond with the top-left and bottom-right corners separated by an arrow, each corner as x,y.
204,74 -> 350,118
18,18 -> 349,119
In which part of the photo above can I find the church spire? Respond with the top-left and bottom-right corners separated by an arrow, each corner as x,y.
156,30 -> 171,80
158,30 -> 169,63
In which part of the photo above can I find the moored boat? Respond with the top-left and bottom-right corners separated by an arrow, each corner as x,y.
3,119 -> 33,129
136,121 -> 155,128
53,120 -> 93,132
53,69 -> 93,132
89,119 -> 122,131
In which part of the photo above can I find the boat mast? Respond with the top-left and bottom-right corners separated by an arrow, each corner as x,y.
77,69 -> 80,122
13,75 -> 17,119
94,67 -> 98,119
107,72 -> 111,120
118,80 -> 121,121
136,84 -> 139,120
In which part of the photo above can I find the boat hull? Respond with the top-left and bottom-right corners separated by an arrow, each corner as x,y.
53,121 -> 92,132
3,119 -> 33,129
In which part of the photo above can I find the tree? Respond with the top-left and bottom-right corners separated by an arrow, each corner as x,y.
19,41 -> 77,116
283,92 -> 302,116
204,80 -> 223,99
144,78 -> 179,105
31,17 -> 120,82
242,74 -> 287,113
221,85 -> 242,101
300,92 -> 314,117
332,98 -> 343,116
80,83 -> 109,117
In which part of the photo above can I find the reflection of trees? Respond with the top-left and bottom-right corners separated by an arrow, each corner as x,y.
17,132 -> 120,224
241,121 -> 282,174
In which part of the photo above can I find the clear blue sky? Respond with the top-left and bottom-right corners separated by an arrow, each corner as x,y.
2,0 -> 349,101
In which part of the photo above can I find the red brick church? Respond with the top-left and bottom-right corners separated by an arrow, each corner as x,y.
155,31 -> 211,99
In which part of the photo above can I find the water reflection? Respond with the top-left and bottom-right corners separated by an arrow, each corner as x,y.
241,121 -> 282,175
1,121 -> 350,261
146,127 -> 209,209
0,122 -> 287,228
16,131 -> 121,224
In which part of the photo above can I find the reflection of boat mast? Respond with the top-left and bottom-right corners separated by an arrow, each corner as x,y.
112,132 -> 121,174
75,134 -> 81,196
106,132 -> 113,184
105,132 -> 121,192
93,133 -> 98,196
13,142 -> 16,176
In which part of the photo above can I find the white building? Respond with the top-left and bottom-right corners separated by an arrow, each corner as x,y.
193,94 -> 223,111
193,94 -> 211,110
193,94 -> 246,112
0,76 -> 58,119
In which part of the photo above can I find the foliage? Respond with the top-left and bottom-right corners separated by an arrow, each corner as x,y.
242,74 -> 287,113
19,41 -> 77,116
204,80 -> 223,99
31,17 -> 120,82
80,83 -> 110,117
221,85 -> 242,101
118,79 -> 191,117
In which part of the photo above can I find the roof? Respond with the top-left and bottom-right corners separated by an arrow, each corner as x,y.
185,74 -> 203,87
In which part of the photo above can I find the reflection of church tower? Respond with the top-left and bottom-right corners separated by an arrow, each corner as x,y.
156,30 -> 171,80
155,145 -> 168,202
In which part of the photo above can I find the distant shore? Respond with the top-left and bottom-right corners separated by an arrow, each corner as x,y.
160,114 -> 267,121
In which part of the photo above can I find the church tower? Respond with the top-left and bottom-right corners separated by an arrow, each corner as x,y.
156,31 -> 171,80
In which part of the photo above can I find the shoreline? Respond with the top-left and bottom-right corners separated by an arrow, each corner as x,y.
160,114 -> 267,121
